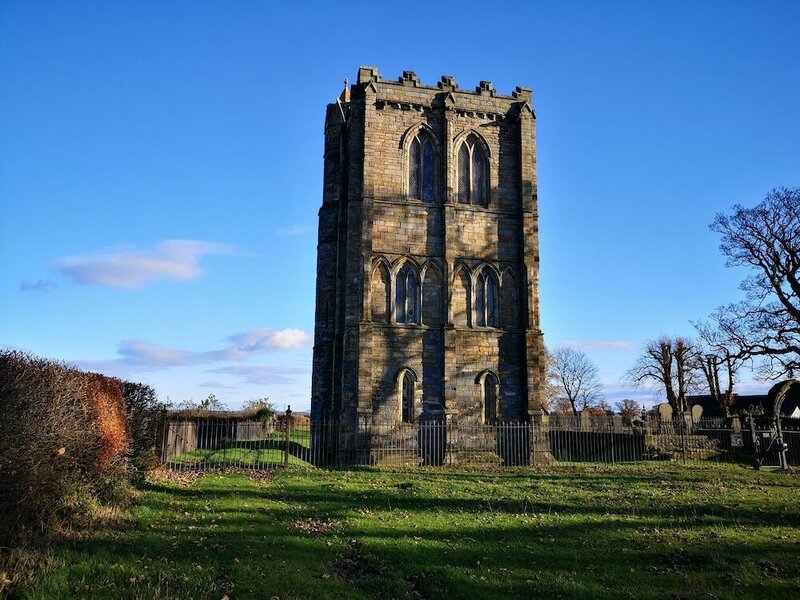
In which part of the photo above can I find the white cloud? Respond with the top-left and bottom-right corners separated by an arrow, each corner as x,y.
75,328 -> 312,376
207,365 -> 310,385
198,381 -> 239,390
118,339 -> 198,367
598,383 -> 663,408
275,225 -> 312,237
226,328 -> 312,353
56,240 -> 235,288
265,328 -> 311,350
730,379 -> 772,395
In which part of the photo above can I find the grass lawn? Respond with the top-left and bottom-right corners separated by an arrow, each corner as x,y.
12,463 -> 800,599
165,429 -> 313,469
166,447 -> 309,468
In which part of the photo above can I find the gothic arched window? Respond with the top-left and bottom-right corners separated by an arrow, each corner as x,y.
401,370 -> 415,423
409,131 -> 435,202
457,135 -> 487,206
483,372 -> 499,423
395,264 -> 420,324
475,269 -> 499,327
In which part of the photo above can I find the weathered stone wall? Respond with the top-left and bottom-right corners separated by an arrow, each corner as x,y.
364,109 -> 444,202
450,210 -> 520,262
310,102 -> 346,422
310,66 -> 545,450
371,203 -> 443,256
448,329 -> 525,424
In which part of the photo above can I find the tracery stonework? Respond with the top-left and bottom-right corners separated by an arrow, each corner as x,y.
311,66 -> 546,439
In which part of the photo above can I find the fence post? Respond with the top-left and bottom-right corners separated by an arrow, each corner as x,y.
158,408 -> 168,464
776,415 -> 789,471
284,406 -> 292,469
748,415 -> 760,470
680,417 -> 687,465
223,419 -> 228,467
444,410 -> 457,466
610,417 -> 616,464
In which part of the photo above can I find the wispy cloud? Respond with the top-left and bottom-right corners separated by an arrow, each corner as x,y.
556,340 -> 637,351
206,365 -> 310,385
731,379 -> 772,395
218,328 -> 312,358
76,328 -> 312,376
117,340 -> 198,367
275,225 -> 312,237
56,240 -> 235,288
598,383 -> 662,407
198,381 -> 239,390
20,279 -> 59,293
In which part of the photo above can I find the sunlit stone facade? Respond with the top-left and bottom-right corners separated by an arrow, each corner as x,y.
311,67 -> 545,440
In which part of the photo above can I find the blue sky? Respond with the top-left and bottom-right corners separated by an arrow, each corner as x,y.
2,1 -> 799,410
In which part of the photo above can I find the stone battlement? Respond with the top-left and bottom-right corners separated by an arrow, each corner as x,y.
354,65 -> 532,102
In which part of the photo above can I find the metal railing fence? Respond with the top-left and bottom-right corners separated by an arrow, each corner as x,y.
159,412 -> 800,471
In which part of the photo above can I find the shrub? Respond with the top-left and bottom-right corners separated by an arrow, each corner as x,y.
0,349 -> 169,595
83,373 -> 129,471
274,412 -> 311,428
0,350 -> 98,544
123,381 -> 165,477
242,398 -> 276,422
0,350 -> 159,547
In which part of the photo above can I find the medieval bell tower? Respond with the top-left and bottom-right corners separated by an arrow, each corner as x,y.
311,66 -> 545,432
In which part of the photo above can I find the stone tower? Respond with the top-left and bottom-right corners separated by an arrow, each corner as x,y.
311,66 -> 545,435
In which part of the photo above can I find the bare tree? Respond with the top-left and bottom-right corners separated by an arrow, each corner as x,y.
691,317 -> 748,414
710,187 -> 800,377
550,397 -> 576,415
548,347 -> 604,415
176,393 -> 228,412
627,337 -> 697,414
615,398 -> 642,418
587,399 -> 613,415
200,393 -> 227,411
542,349 -> 563,413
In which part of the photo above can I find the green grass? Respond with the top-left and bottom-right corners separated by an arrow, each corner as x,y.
11,463 -> 800,599
166,428 -> 314,468
167,446 -> 309,467
169,427 -> 311,468
245,429 -> 312,445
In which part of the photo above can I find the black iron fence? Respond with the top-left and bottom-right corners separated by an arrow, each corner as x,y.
159,412 -> 800,471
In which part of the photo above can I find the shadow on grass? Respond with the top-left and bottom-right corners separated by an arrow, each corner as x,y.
140,466 -> 800,529
18,466 -> 800,600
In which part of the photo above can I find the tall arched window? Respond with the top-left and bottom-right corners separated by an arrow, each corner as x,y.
475,269 -> 499,327
409,131 -> 435,202
457,135 -> 487,206
395,264 -> 419,324
483,372 -> 499,424
402,371 -> 415,423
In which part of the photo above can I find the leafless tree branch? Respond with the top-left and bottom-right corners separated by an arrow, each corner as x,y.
710,187 -> 800,378
547,347 -> 604,415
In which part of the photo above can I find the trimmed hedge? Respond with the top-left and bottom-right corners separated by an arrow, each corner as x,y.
123,381 -> 164,477
0,349 -> 163,546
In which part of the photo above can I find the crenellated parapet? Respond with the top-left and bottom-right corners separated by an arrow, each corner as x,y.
350,66 -> 534,112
